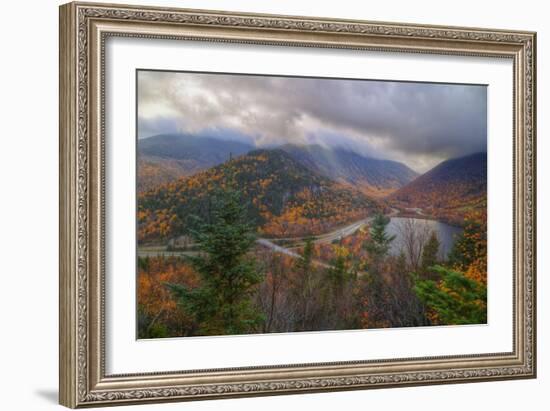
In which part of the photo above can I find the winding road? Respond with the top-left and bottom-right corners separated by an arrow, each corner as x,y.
138,208 -> 399,264
255,208 -> 399,259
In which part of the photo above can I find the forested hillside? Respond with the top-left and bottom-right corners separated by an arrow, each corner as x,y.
389,152 -> 487,225
138,149 -> 381,243
137,134 -> 252,191
137,134 -> 417,196
136,141 -> 488,340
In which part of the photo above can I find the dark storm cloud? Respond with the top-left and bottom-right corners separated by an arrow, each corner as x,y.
137,71 -> 486,172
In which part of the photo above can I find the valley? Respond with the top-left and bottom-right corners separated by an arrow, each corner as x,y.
389,152 -> 487,225
136,134 -> 487,338
137,134 -> 485,253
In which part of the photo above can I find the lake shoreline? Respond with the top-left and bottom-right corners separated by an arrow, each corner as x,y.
385,216 -> 463,259
390,207 -> 465,229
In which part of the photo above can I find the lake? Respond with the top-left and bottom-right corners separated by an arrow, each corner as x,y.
385,217 -> 463,259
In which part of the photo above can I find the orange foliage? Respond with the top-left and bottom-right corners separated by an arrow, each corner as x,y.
460,209 -> 487,285
137,150 -> 382,245
137,257 -> 199,336
259,188 -> 374,238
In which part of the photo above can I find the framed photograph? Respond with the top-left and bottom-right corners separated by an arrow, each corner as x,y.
59,2 -> 537,408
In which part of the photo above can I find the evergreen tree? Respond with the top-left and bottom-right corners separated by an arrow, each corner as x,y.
414,265 -> 487,325
137,256 -> 150,272
361,213 -> 395,328
448,215 -> 483,271
168,187 -> 263,336
327,252 -> 350,295
364,213 -> 395,264
448,211 -> 487,285
291,237 -> 316,330
295,237 -> 314,277
420,231 -> 440,278
323,246 -> 357,329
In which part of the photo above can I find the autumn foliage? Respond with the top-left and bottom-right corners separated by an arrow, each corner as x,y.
414,208 -> 487,325
137,149 -> 381,244
390,152 -> 486,226
137,256 -> 199,338
136,148 -> 488,338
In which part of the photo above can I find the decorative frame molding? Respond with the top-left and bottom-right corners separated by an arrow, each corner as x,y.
59,2 -> 536,408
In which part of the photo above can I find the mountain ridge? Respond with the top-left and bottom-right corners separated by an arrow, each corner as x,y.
389,152 -> 487,225
138,148 -> 382,243
137,134 -> 253,191
137,134 -> 418,195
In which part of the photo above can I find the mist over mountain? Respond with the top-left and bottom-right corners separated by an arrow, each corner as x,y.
137,134 -> 253,191
139,133 -> 253,163
138,71 -> 487,172
137,135 -> 487,239
137,134 -> 417,195
280,144 -> 418,197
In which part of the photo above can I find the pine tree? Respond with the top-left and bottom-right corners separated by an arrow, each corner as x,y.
361,213 -> 395,328
137,256 -> 150,272
322,245 -> 357,329
291,237 -> 316,330
420,231 -> 440,278
327,251 -> 350,295
295,237 -> 314,276
448,210 -> 487,285
364,213 -> 395,263
448,214 -> 483,270
414,265 -> 487,325
168,187 -> 263,336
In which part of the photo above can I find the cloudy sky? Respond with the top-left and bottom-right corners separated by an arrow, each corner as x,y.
137,70 -> 487,172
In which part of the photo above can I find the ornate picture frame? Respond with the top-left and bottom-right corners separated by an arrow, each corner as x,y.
59,1 -> 536,408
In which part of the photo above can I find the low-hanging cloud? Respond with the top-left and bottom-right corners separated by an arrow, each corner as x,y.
137,70 -> 487,172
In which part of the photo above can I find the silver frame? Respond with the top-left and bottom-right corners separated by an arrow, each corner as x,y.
59,2 -> 536,408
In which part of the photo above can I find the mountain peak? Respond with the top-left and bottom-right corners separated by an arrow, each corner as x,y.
138,147 -> 381,242
390,151 -> 486,225
137,134 -> 254,191
138,135 -> 419,197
